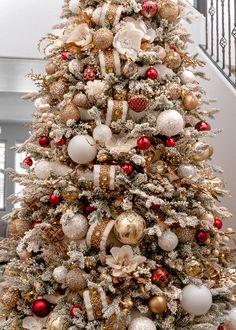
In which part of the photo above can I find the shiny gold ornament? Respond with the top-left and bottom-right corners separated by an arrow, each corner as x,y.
9,218 -> 31,239
165,51 -> 182,70
0,289 -> 19,309
165,82 -> 182,100
49,81 -> 67,100
66,269 -> 87,291
93,28 -> 113,50
182,92 -> 199,110
114,210 -> 146,245
73,93 -> 89,108
59,103 -> 80,122
148,295 -> 168,314
122,60 -> 139,78
158,1 -> 179,23
191,142 -> 214,162
62,185 -> 79,203
45,63 -> 58,75
46,312 -> 70,330
113,89 -> 128,101
184,258 -> 203,277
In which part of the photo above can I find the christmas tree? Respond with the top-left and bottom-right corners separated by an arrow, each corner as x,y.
1,0 -> 236,329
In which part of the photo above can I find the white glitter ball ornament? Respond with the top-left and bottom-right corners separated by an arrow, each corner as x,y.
227,308 -> 236,330
69,0 -> 80,13
181,284 -> 212,316
35,161 -> 52,179
53,266 -> 68,284
177,164 -> 196,179
93,125 -> 112,144
180,70 -> 196,84
156,110 -> 184,136
128,316 -> 156,330
61,214 -> 89,240
68,135 -> 97,164
158,230 -> 178,252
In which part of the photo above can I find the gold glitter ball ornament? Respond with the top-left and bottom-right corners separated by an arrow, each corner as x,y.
73,93 -> 89,108
165,82 -> 182,100
9,218 -> 31,239
191,142 -> 214,162
148,295 -> 168,314
158,1 -> 179,23
59,103 -> 80,122
184,258 -> 204,277
0,289 -> 20,310
93,28 -> 113,50
66,269 -> 87,291
45,63 -> 58,75
46,312 -> 70,330
182,92 -> 199,110
165,51 -> 182,70
114,210 -> 146,245
50,81 -> 67,100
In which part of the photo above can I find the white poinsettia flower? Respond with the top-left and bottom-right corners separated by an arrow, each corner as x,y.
126,18 -> 156,42
106,245 -> 146,277
85,80 -> 108,101
64,23 -> 92,47
105,135 -> 136,154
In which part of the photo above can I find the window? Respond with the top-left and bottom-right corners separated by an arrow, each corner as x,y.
0,143 -> 6,210
14,143 -> 27,208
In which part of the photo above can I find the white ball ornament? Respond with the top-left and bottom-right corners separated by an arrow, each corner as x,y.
128,317 -> 156,330
156,110 -> 184,136
62,214 -> 89,240
227,308 -> 236,330
180,70 -> 196,84
158,230 -> 178,252
93,125 -> 112,144
35,161 -> 51,179
68,135 -> 97,164
53,266 -> 68,284
181,284 -> 212,316
177,164 -> 196,179
69,0 -> 80,13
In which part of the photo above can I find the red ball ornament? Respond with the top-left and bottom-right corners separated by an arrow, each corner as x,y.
50,194 -> 60,205
71,306 -> 82,318
141,1 -> 158,18
33,220 -> 41,228
165,137 -> 176,147
84,67 -> 95,82
170,45 -> 177,52
32,299 -> 51,318
151,268 -> 169,286
56,137 -> 66,146
150,203 -> 160,210
146,67 -> 158,80
195,121 -> 211,132
218,324 -> 225,330
62,51 -> 68,61
128,96 -> 149,112
214,218 -> 223,230
137,136 -> 151,150
84,204 -> 94,215
39,136 -> 50,148
23,157 -> 33,167
195,230 -> 209,244
121,163 -> 134,175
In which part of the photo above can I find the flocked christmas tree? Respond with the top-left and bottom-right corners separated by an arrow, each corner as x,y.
1,0 -> 236,329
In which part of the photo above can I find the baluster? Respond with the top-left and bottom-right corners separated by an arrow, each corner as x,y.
216,0 -> 220,61
232,0 -> 236,85
228,0 -> 232,76
206,0 -> 209,50
209,0 -> 216,56
220,0 -> 227,70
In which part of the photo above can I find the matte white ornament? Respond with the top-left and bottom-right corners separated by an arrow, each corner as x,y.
35,161 -> 52,179
227,308 -> 236,330
69,0 -> 80,13
180,70 -> 196,84
93,125 -> 112,144
68,135 -> 97,164
22,316 -> 43,330
158,230 -> 178,252
62,214 -> 89,240
68,59 -> 81,78
177,164 -> 196,179
156,110 -> 184,136
53,266 -> 68,284
181,284 -> 212,316
128,316 -> 156,330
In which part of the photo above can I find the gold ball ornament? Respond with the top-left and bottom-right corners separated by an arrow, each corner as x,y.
9,218 -> 31,239
59,104 -> 80,122
114,211 -> 146,245
182,92 -> 199,110
46,312 -> 70,330
45,63 -> 58,75
122,61 -> 139,78
184,258 -> 203,277
93,28 -> 113,50
0,289 -> 19,310
191,142 -> 214,162
158,1 -> 180,23
148,295 -> 168,314
165,82 -> 182,100
165,51 -> 182,70
66,269 -> 87,291
73,93 -> 89,108
49,81 -> 67,100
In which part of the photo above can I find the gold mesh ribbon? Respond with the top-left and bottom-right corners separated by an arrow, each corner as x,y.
112,101 -> 123,121
104,50 -> 115,74
89,290 -> 103,319
99,165 -> 111,190
106,4 -> 117,25
90,219 -> 111,250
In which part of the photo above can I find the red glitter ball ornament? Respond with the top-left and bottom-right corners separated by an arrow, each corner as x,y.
32,299 -> 51,318
61,51 -> 68,60
146,67 -> 158,80
56,137 -> 66,146
50,194 -> 60,205
128,96 -> 149,112
150,203 -> 160,210
214,218 -> 223,230
39,136 -> 50,148
121,163 -> 134,175
137,136 -> 151,150
165,137 -> 176,147
84,67 -> 96,82
170,45 -> 177,52
195,121 -> 211,132
141,1 -> 158,18
84,204 -> 94,215
218,324 -> 225,330
71,306 -> 82,318
33,220 -> 41,228
151,268 -> 169,286
195,230 -> 209,244
23,157 -> 33,167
